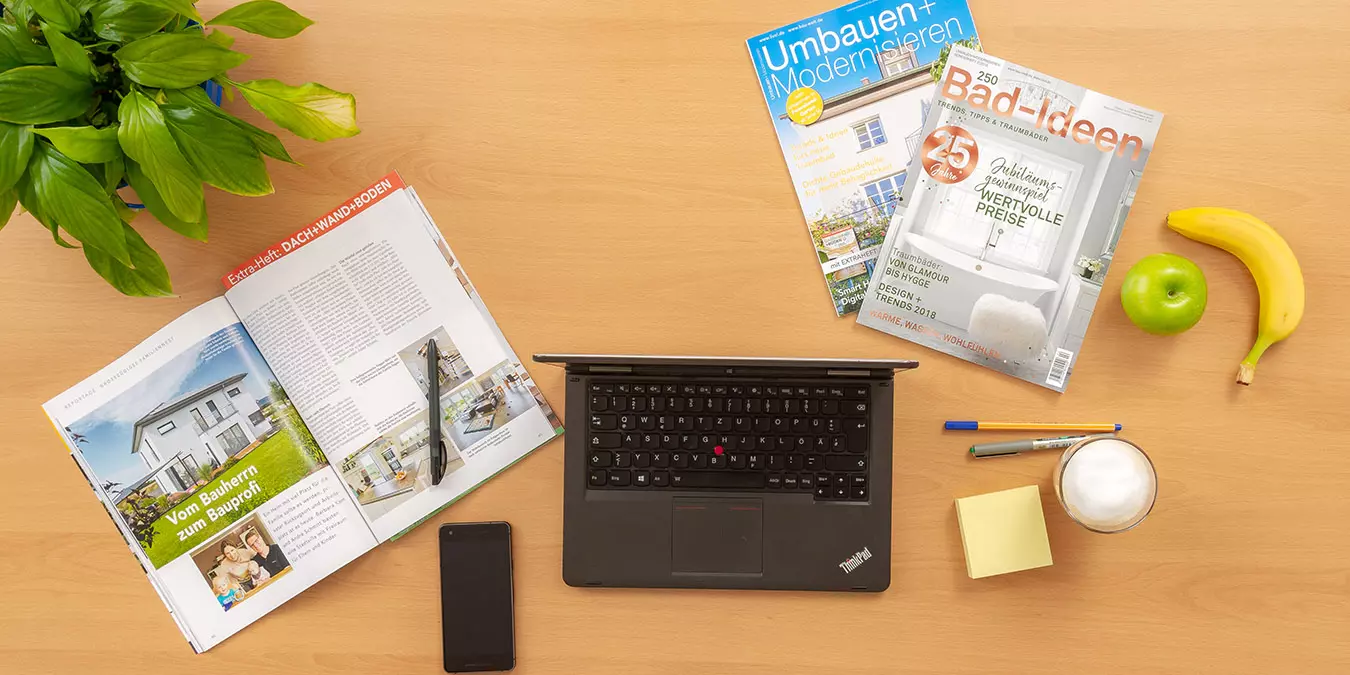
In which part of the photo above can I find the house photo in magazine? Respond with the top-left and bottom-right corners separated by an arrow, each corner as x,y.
60,325 -> 331,568
442,361 -> 541,452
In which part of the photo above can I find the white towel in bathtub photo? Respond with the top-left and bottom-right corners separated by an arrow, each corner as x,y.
968,294 -> 1049,363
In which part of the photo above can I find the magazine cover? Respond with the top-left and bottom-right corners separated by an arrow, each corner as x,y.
746,0 -> 980,315
856,47 -> 1164,391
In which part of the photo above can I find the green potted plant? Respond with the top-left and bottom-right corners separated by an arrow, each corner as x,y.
0,0 -> 358,295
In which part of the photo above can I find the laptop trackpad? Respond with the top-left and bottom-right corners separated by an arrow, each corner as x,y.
672,498 -> 763,575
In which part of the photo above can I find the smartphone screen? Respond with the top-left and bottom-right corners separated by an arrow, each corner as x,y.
440,522 -> 514,672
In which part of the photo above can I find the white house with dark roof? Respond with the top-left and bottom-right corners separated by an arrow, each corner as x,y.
118,373 -> 274,502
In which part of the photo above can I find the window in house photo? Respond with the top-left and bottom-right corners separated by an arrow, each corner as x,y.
205,399 -> 223,423
190,408 -> 208,432
217,424 -> 250,455
853,116 -> 887,151
863,172 -> 907,215
156,420 -> 176,434
227,387 -> 241,397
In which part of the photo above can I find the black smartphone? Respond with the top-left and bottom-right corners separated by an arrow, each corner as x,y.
439,522 -> 514,673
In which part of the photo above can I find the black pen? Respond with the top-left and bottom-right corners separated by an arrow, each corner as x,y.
427,338 -> 445,485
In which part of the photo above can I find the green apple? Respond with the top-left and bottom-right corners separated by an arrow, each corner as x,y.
1120,253 -> 1208,335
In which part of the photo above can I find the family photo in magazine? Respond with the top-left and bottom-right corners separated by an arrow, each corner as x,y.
190,516 -> 294,612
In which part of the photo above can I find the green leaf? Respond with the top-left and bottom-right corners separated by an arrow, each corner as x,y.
0,121 -> 33,191
0,21 -> 55,71
26,0 -> 79,33
139,0 -> 198,22
126,156 -> 205,240
203,28 -> 233,48
0,187 -> 17,231
229,78 -> 358,142
22,141 -> 130,262
41,22 -> 95,79
117,89 -> 201,221
0,65 -> 92,123
206,0 -> 311,39
84,221 -> 173,296
165,86 -> 296,164
112,194 -> 137,222
90,1 -> 176,43
101,148 -> 123,192
115,32 -> 249,88
161,103 -> 272,196
32,125 -> 118,162
69,0 -> 99,11
2,0 -> 36,26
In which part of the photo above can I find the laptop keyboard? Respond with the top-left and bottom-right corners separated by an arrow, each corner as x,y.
586,382 -> 871,501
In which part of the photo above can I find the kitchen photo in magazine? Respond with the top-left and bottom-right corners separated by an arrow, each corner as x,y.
42,173 -> 563,652
746,0 -> 980,315
856,47 -> 1164,391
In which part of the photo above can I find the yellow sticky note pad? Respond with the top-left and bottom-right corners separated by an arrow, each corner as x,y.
955,485 -> 1053,579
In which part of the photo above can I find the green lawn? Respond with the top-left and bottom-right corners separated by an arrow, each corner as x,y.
140,431 -> 324,568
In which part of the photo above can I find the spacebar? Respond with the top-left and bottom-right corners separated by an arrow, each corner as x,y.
671,472 -> 765,489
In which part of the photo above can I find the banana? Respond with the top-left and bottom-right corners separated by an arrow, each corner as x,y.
1166,207 -> 1304,385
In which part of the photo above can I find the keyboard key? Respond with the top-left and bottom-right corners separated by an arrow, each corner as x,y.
652,471 -> 669,487
833,486 -> 849,499
641,433 -> 658,449
822,400 -> 839,415
794,436 -> 810,452
590,396 -> 608,411
714,416 -> 731,431
845,420 -> 869,453
791,417 -> 807,433
618,414 -> 636,430
630,397 -> 647,412
815,474 -> 830,487
588,469 -> 606,487
617,384 -> 631,394
728,453 -> 746,469
746,399 -> 763,414
653,452 -> 670,468
695,416 -> 713,431
691,452 -> 708,469
664,384 -> 678,395
813,437 -> 828,453
831,436 -> 846,453
660,433 -> 678,450
846,386 -> 868,398
614,452 -> 632,468
707,398 -> 724,413
638,415 -> 655,430
753,418 -> 771,433
827,455 -> 867,472
699,434 -> 716,450
589,451 -> 612,467
671,472 -> 765,489
756,434 -> 774,450
658,415 -> 675,431
686,398 -> 704,412
680,384 -> 696,395
727,399 -> 744,414
610,396 -> 628,412
650,397 -> 665,413
846,401 -> 869,416
784,399 -> 800,415
767,474 -> 783,489
633,452 -> 651,468
738,435 -> 755,451
730,385 -> 744,396
622,432 -> 640,449
748,454 -> 764,470
713,385 -> 727,395
851,475 -> 866,486
680,434 -> 698,450
717,435 -> 737,450
777,437 -> 794,452
827,387 -> 844,398
851,485 -> 868,500
803,399 -> 819,415
608,470 -> 630,486
634,471 -> 651,487
631,384 -> 646,394
833,475 -> 847,488
671,452 -> 689,468
768,454 -> 785,470
697,385 -> 712,395
806,455 -> 824,471
733,417 -> 751,432
794,386 -> 810,397
787,454 -> 804,470
591,414 -> 616,430
669,397 -> 686,412
815,485 -> 830,499
799,474 -> 815,490
709,454 -> 728,469
783,475 -> 799,489
591,433 -> 619,449
590,383 -> 610,394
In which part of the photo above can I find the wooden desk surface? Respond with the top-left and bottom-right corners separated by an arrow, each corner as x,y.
2,1 -> 1348,672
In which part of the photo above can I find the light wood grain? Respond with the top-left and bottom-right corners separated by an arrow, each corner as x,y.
2,0 -> 1348,672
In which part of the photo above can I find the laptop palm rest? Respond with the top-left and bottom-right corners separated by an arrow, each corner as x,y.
671,498 -> 764,576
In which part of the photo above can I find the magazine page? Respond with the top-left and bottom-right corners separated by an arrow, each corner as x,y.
746,0 -> 979,315
857,47 -> 1164,391
222,173 -> 564,541
41,298 -> 379,653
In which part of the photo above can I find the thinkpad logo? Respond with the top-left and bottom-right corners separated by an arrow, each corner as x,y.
838,546 -> 872,574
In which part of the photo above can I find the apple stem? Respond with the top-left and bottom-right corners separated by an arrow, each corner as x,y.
1237,337 -> 1273,385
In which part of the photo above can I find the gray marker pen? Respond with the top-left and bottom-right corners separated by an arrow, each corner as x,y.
969,435 -> 1098,458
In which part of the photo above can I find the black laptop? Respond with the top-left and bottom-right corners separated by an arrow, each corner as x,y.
533,355 -> 917,592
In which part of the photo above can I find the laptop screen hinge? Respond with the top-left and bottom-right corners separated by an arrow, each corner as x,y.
587,365 -> 633,374
826,369 -> 873,377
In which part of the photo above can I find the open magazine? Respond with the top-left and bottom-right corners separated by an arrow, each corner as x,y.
42,173 -> 564,652
746,0 -> 980,315
856,47 -> 1164,390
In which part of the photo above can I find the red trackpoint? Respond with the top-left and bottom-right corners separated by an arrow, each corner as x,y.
714,445 -> 724,455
